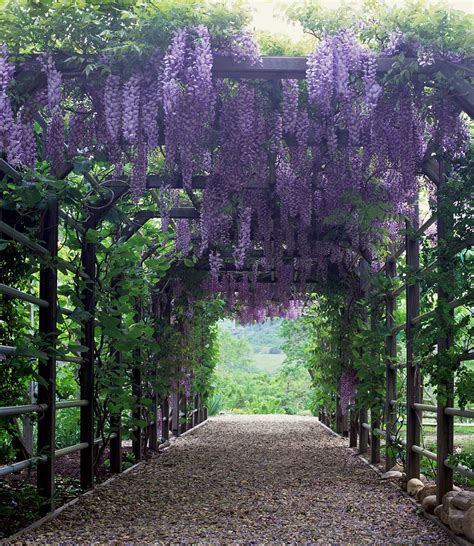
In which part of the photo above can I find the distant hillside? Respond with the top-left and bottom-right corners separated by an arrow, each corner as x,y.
220,319 -> 284,354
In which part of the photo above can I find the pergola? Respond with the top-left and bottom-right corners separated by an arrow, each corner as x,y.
0,52 -> 473,513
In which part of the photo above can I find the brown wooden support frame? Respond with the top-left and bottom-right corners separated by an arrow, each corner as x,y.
335,395 -> 343,434
436,159 -> 454,504
161,398 -> 170,442
80,236 -> 96,490
385,258 -> 398,471
171,389 -> 179,437
358,260 -> 369,455
37,197 -> 59,513
406,204 -> 421,481
349,408 -> 358,448
180,393 -> 187,435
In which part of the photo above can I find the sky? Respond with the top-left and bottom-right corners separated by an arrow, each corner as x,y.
248,0 -> 474,35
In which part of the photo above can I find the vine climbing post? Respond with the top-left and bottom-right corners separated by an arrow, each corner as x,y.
80,231 -> 96,490
37,196 -> 59,512
132,301 -> 143,462
149,363 -> 159,451
406,203 -> 421,481
335,394 -> 343,435
370,312 -> 381,465
110,276 -> 122,473
349,408 -> 358,448
385,258 -> 397,471
161,397 -> 170,442
180,392 -> 187,434
109,344 -> 122,473
171,389 -> 179,436
436,159 -> 454,504
358,261 -> 369,454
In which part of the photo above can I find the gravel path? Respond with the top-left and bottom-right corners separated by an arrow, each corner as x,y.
18,415 -> 453,544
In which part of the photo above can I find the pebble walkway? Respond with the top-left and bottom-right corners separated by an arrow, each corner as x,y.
18,415 -> 453,544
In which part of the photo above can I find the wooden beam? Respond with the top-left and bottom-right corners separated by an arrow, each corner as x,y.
440,64 -> 474,119
212,56 -> 471,80
385,257 -> 398,472
37,197 -> 59,513
80,234 -> 96,489
436,159 -> 454,504
406,202 -> 421,482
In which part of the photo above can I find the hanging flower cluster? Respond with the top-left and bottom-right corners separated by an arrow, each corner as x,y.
339,368 -> 358,415
1,26 -> 470,323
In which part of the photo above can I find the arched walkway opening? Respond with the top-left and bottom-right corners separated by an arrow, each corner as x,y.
0,1 -> 472,542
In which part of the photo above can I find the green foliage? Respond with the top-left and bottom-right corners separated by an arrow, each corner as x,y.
1,0 -> 250,62
286,0 -> 473,55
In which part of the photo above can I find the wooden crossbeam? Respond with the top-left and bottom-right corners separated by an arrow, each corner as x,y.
212,56 -> 473,80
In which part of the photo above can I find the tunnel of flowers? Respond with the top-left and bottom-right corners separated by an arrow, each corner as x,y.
0,0 -> 472,539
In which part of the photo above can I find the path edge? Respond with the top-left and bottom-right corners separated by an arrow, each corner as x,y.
315,419 -> 471,546
2,419 -> 210,544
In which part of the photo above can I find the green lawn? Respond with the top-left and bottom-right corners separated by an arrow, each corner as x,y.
250,353 -> 286,374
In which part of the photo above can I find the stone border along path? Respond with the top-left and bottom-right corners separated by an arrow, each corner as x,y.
13,415 -> 454,545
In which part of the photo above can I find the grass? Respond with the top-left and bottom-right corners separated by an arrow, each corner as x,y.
250,353 -> 286,374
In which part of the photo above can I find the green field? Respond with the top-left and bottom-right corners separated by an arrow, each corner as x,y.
250,353 -> 286,374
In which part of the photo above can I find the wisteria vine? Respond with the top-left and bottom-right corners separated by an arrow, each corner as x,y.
0,28 -> 470,326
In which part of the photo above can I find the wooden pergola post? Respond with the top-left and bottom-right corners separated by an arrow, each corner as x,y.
37,197 -> 58,512
436,159 -> 454,504
385,258 -> 398,471
193,394 -> 199,427
335,394 -> 343,434
180,390 -> 187,434
171,389 -> 179,436
132,299 -> 144,461
149,364 -> 159,451
161,397 -> 170,442
109,349 -> 122,472
358,260 -> 369,454
349,407 -> 358,447
406,203 -> 421,481
80,233 -> 96,490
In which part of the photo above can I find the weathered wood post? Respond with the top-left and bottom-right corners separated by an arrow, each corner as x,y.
436,159 -> 454,504
358,260 -> 369,454
132,301 -> 143,462
385,257 -> 398,471
161,397 -> 170,441
335,394 -> 343,434
349,407 -> 358,447
109,345 -> 122,473
193,393 -> 199,427
406,202 -> 421,481
171,388 -> 179,436
37,197 -> 58,512
109,276 -> 122,473
149,367 -> 159,451
370,311 -> 381,465
80,227 -> 96,490
180,390 -> 187,434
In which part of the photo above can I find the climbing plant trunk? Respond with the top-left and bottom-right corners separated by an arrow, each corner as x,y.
358,260 -> 369,455
161,397 -> 170,441
349,408 -> 358,448
80,236 -> 96,490
171,390 -> 179,436
37,197 -> 58,513
384,258 -> 397,472
370,311 -> 381,465
406,202 -> 421,482
180,392 -> 187,434
132,300 -> 143,462
110,276 -> 122,472
436,159 -> 454,504
335,395 -> 343,434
